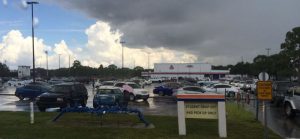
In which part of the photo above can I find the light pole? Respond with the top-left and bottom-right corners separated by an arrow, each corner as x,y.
120,41 -> 125,69
266,48 -> 271,56
27,1 -> 39,83
58,54 -> 61,69
44,50 -> 48,79
147,52 -> 150,70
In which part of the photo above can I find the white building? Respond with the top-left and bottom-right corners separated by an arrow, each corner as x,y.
18,66 -> 30,79
147,63 -> 229,80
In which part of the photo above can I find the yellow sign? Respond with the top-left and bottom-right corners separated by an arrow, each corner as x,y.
185,102 -> 218,119
257,81 -> 272,100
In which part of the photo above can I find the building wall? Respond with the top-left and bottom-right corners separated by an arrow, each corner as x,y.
150,63 -> 229,80
18,66 -> 30,79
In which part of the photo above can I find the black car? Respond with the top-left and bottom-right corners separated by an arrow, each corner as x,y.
36,83 -> 88,112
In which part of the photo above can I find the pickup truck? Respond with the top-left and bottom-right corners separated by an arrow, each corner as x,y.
284,85 -> 300,118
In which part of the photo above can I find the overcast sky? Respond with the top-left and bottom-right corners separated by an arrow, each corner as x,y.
1,0 -> 300,69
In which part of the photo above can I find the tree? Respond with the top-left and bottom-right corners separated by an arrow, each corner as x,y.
72,60 -> 82,69
107,64 -> 117,70
98,64 -> 104,70
0,62 -> 9,77
280,27 -> 300,82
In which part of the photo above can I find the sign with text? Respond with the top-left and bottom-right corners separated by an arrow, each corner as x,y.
257,81 -> 272,100
185,102 -> 218,119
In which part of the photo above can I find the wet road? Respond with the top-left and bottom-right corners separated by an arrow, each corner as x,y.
0,84 -> 178,116
241,94 -> 300,138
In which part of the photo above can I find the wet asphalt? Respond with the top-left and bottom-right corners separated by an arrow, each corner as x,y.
1,84 -> 300,138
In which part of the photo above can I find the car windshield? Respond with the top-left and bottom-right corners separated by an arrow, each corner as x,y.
49,85 -> 71,94
127,83 -> 141,89
97,89 -> 115,94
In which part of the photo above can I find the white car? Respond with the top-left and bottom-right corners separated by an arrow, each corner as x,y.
176,86 -> 206,95
7,79 -> 26,87
114,82 -> 149,101
149,78 -> 163,83
204,84 -> 239,97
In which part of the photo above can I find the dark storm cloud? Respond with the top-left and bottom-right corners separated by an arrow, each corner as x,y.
45,0 -> 300,65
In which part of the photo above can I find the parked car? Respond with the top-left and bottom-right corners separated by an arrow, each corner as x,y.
284,85 -> 300,118
176,86 -> 206,95
48,79 -> 64,85
153,82 -> 183,96
36,83 -> 88,112
272,81 -> 294,107
114,82 -> 149,101
240,80 -> 253,91
101,81 -> 115,86
15,82 -> 51,100
93,86 -> 124,108
204,84 -> 239,97
149,78 -> 163,83
7,79 -> 26,87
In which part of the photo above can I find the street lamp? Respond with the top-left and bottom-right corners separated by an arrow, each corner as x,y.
27,1 -> 39,83
58,54 -> 61,69
44,50 -> 48,79
120,41 -> 125,69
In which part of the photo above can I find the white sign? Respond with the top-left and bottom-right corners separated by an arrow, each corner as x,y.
258,72 -> 269,81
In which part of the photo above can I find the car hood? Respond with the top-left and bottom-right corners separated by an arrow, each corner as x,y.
38,92 -> 65,98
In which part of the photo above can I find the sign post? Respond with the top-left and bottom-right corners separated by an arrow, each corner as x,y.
257,72 -> 272,139
177,94 -> 226,137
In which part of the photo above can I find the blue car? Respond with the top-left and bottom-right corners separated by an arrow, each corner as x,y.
93,86 -> 125,108
153,82 -> 182,96
15,82 -> 51,100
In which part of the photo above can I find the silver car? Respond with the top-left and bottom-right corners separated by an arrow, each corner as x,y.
284,86 -> 300,118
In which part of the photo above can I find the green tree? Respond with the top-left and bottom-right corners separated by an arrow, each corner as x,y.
280,27 -> 300,81
0,62 -> 10,77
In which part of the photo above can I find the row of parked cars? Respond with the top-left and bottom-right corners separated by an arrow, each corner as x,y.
14,80 -> 150,112
152,81 -> 240,97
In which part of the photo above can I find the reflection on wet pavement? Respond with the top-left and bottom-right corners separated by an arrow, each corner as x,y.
0,84 -> 177,116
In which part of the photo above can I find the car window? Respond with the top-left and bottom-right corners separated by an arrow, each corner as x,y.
50,85 -> 71,94
74,84 -> 87,92
115,83 -> 125,87
127,83 -> 141,89
102,82 -> 114,86
24,85 -> 38,90
97,89 -> 114,94
113,89 -> 122,94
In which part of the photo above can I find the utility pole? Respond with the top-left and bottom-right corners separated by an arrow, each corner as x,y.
68,55 -> 70,69
27,1 -> 39,83
266,48 -> 271,56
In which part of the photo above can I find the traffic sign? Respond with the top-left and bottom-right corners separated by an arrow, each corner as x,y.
257,81 -> 272,100
258,72 -> 269,81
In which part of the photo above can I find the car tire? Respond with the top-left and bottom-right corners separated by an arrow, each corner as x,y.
284,103 -> 295,118
159,91 -> 164,96
129,93 -> 135,101
93,103 -> 98,108
38,107 -> 46,112
229,91 -> 235,97
81,99 -> 87,107
143,98 -> 148,101
18,96 -> 24,100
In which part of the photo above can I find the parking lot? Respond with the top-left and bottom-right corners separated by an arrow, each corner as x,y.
1,83 -> 300,138
0,84 -> 178,116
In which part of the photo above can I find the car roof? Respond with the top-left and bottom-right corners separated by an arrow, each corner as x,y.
55,82 -> 82,86
99,86 -> 120,89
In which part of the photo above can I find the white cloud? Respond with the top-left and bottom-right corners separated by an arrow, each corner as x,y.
76,21 -> 198,68
0,21 -> 198,69
2,0 -> 7,6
